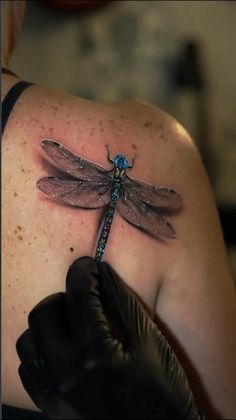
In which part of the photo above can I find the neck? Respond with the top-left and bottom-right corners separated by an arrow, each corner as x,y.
2,58 -> 9,69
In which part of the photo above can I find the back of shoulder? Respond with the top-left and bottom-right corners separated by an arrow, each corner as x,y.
117,98 -> 199,160
128,103 -> 236,418
125,99 -> 234,303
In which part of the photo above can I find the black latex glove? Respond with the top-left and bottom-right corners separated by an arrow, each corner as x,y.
16,257 -> 204,419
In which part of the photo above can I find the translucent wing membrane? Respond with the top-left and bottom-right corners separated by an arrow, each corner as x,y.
124,175 -> 182,209
41,140 -> 112,182
37,177 -> 111,208
38,141 -> 182,259
117,188 -> 177,239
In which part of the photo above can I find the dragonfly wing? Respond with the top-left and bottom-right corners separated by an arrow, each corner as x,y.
41,140 -> 112,182
37,177 -> 111,208
117,191 -> 177,239
123,175 -> 182,209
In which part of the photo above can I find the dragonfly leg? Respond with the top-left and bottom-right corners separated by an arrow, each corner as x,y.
128,153 -> 137,169
105,145 -> 113,164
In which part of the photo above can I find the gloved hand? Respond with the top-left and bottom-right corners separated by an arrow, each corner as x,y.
16,257 -> 204,419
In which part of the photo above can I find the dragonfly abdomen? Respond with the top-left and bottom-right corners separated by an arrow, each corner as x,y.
95,184 -> 121,262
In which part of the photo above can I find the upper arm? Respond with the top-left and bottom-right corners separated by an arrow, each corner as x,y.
153,118 -> 236,418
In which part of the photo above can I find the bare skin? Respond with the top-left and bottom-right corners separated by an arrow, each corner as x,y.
2,72 -> 236,418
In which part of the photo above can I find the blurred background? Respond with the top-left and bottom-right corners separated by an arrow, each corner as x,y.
9,0 -> 236,278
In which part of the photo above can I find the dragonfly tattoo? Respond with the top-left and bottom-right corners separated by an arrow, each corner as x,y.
37,140 -> 182,262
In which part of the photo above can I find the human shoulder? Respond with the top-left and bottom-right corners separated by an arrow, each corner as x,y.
115,98 -> 198,163
120,101 -> 236,418
139,99 -> 236,417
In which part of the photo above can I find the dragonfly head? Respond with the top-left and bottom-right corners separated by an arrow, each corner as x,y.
113,154 -> 129,170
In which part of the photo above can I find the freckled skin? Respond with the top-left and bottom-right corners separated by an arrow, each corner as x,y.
18,236 -> 23,241
2,78 -> 235,417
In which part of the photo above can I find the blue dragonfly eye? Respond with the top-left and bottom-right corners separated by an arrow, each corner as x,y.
113,154 -> 129,169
